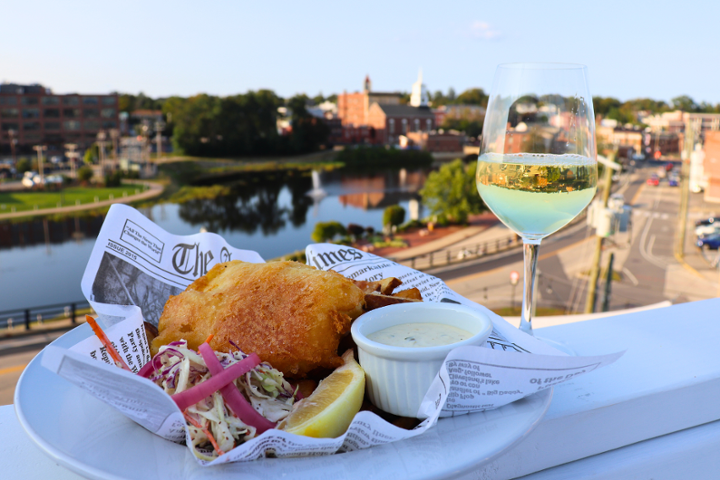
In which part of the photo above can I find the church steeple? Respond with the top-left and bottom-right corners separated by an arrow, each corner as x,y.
363,75 -> 372,93
410,69 -> 429,107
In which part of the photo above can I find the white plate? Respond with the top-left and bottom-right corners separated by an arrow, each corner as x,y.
15,324 -> 552,480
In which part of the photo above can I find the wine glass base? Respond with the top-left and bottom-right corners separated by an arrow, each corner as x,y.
535,336 -> 577,356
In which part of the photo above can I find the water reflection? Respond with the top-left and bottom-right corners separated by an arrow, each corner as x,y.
0,215 -> 106,251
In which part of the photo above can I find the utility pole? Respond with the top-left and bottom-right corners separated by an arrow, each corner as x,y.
585,150 -> 621,314
33,145 -> 47,185
676,117 -> 696,260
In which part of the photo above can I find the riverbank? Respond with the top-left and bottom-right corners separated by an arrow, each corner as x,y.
0,180 -> 164,221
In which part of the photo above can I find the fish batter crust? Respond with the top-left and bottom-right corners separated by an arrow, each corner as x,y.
151,261 -> 365,378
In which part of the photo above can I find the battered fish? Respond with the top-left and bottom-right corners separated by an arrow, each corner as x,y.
151,261 -> 365,378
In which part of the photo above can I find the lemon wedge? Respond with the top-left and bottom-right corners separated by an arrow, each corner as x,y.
278,350 -> 365,438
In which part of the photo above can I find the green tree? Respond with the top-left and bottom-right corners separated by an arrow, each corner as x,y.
592,97 -> 621,117
16,158 -> 32,174
311,221 -> 347,243
285,94 -> 330,153
83,144 -> 98,164
420,159 -> 486,224
454,88 -> 488,106
441,117 -> 483,137
671,95 -> 699,112
77,165 -> 94,183
383,205 -> 406,229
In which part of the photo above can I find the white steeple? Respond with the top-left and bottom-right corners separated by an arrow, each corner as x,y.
410,69 -> 429,107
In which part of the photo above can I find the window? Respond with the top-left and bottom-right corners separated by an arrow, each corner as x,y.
102,120 -> 118,129
64,120 -> 81,130
1,122 -> 19,131
0,109 -> 19,118
24,132 -> 41,141
63,96 -> 79,106
22,108 -> 40,119
0,97 -> 17,105
82,97 -> 99,105
426,119 -> 432,131
101,97 -> 116,105
44,122 -> 61,130
21,97 -> 39,105
414,118 -> 420,131
23,122 -> 40,131
63,108 -> 81,118
42,97 -> 60,105
401,118 -> 407,134
84,109 -> 99,118
388,118 -> 395,134
84,120 -> 101,130
44,108 -> 60,118
101,108 -> 115,118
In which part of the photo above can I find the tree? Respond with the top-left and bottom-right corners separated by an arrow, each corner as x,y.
77,165 -> 94,183
592,97 -> 621,117
16,158 -> 32,174
383,205 -> 406,229
285,94 -> 330,153
455,88 -> 488,107
420,159 -> 486,224
311,221 -> 347,243
671,95 -> 699,112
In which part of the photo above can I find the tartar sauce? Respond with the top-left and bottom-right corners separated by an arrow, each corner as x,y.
367,322 -> 472,348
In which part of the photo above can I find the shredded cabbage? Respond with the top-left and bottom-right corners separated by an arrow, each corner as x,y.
148,340 -> 296,460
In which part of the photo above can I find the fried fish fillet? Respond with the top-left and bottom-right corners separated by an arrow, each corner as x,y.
151,261 -> 365,378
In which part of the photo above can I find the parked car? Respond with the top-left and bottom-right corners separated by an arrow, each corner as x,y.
696,216 -> 720,227
696,224 -> 720,237
665,162 -> 675,172
697,234 -> 720,250
647,174 -> 660,186
668,175 -> 679,187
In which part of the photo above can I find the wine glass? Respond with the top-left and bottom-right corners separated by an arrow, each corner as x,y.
476,63 -> 598,336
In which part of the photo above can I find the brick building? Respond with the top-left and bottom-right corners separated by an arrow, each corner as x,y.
0,83 -> 119,155
703,131 -> 720,203
336,74 -> 435,146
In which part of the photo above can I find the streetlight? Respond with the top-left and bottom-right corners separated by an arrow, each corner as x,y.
65,143 -> 79,180
33,145 -> 47,185
96,130 -> 108,172
109,128 -> 120,169
7,129 -> 18,167
154,120 -> 165,160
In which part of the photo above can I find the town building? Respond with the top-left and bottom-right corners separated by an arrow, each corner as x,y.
702,131 -> 720,203
336,73 -> 436,146
0,83 -> 119,154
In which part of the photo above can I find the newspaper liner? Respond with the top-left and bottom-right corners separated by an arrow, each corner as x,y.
39,204 -> 623,466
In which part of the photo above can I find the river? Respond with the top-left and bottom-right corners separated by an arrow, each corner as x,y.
0,167 -> 429,311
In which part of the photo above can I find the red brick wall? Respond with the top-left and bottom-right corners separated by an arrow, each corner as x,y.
337,92 -> 367,127
704,131 -> 720,202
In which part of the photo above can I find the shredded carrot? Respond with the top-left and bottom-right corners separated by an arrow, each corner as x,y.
205,334 -> 214,344
85,315 -> 132,372
184,411 -> 225,456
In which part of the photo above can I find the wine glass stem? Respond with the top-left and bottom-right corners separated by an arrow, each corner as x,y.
520,240 -> 541,336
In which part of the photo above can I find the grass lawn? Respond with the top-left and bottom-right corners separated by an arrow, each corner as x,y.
0,185 -> 142,213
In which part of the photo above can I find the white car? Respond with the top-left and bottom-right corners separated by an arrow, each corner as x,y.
696,224 -> 720,237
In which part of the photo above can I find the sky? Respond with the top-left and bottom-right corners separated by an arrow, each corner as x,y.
2,0 -> 720,105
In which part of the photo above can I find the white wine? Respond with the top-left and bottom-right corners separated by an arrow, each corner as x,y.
476,153 -> 597,241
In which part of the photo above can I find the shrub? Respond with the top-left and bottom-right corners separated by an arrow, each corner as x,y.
77,165 -> 94,183
347,223 -> 365,239
104,171 -> 123,187
311,221 -> 347,243
16,158 -> 32,174
335,147 -> 433,168
383,205 -> 406,228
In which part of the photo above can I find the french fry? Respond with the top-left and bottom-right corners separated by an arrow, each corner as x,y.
392,288 -> 422,301
379,277 -> 402,295
364,292 -> 421,311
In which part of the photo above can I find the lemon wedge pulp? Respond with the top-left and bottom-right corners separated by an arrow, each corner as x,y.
278,350 -> 365,438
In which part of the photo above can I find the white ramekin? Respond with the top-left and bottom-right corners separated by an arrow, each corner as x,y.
351,302 -> 493,418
